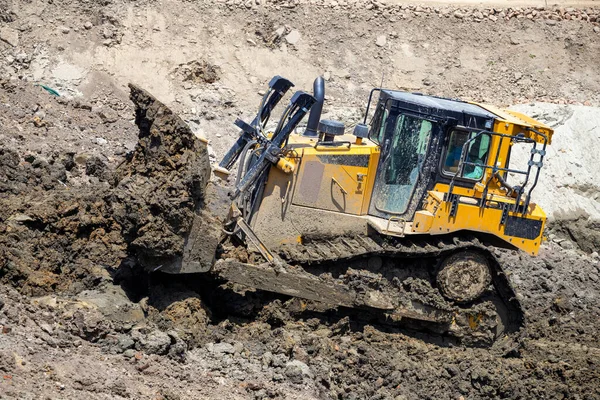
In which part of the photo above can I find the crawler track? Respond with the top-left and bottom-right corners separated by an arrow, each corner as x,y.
219,232 -> 525,351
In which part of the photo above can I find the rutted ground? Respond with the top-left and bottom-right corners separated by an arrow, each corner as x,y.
1,0 -> 600,399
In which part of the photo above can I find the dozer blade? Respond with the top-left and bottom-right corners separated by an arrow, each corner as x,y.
157,182 -> 231,274
212,259 -> 453,324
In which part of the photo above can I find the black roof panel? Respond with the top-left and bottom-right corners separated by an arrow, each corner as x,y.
380,90 -> 499,127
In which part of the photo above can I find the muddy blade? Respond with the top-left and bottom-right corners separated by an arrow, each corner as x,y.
213,260 -> 454,324
159,183 -> 230,274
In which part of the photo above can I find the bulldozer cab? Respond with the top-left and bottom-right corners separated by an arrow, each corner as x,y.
366,89 -> 497,222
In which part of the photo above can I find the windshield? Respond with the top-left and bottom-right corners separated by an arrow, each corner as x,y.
371,114 -> 433,215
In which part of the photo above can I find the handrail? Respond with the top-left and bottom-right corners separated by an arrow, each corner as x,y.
446,129 -> 547,219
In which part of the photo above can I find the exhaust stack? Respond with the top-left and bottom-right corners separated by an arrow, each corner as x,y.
303,76 -> 325,137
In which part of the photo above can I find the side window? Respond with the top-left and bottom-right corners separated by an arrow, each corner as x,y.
442,130 -> 490,180
369,104 -> 388,144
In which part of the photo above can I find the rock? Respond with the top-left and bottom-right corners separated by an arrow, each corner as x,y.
141,330 -> 171,355
473,11 -> 484,19
39,322 -> 53,334
94,137 -> 108,145
285,29 -> 301,45
69,308 -> 112,341
0,351 -> 13,373
446,364 -> 460,377
75,286 -> 145,327
510,36 -> 520,45
123,349 -> 136,358
488,15 -> 498,21
274,26 -> 285,38
85,156 -> 110,181
212,342 -> 235,355
376,35 -> 386,47
117,334 -> 135,352
284,360 -> 313,384
559,240 -> 574,250
97,108 -> 118,123
262,351 -> 273,367
0,27 -> 19,47
8,213 -> 34,223
59,26 -> 71,34
323,71 -> 331,81
454,10 -> 464,19
166,331 -> 187,359
594,26 -> 600,33
102,27 -> 114,39
0,297 -> 3,310
74,153 -> 91,166
546,19 -> 557,25
84,21 -> 93,30
589,273 -> 599,282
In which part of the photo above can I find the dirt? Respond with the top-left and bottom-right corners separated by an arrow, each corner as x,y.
1,0 -> 600,399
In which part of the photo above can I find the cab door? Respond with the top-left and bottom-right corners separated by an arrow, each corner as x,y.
369,112 -> 435,219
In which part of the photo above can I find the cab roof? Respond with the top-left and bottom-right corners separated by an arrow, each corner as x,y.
379,89 -> 553,144
380,90 -> 498,128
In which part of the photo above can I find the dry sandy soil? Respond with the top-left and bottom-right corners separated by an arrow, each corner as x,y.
1,0 -> 600,399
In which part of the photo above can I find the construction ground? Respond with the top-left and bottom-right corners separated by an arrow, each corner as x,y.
0,0 -> 599,398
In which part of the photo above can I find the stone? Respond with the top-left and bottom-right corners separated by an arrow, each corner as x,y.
74,153 -> 91,165
323,71 -> 331,81
488,15 -> 498,21
84,22 -> 93,30
473,11 -> 483,19
594,26 -> 600,33
212,342 -> 234,355
454,10 -> 465,19
123,349 -> 136,358
589,273 -> 599,282
284,360 -> 313,384
94,137 -> 108,145
59,26 -> 71,34
285,29 -> 301,45
546,19 -> 557,25
97,108 -> 118,123
510,36 -> 520,45
0,27 -> 18,47
117,334 -> 135,352
141,330 -> 171,355
376,35 -> 387,47
274,27 -> 285,38
559,240 -> 574,250
103,27 -> 114,39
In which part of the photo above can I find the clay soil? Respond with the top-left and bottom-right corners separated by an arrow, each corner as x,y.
1,0 -> 599,399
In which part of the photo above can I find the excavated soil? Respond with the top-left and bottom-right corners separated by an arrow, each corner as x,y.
1,0 -> 600,399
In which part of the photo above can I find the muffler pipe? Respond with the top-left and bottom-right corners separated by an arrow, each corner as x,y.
303,76 -> 324,137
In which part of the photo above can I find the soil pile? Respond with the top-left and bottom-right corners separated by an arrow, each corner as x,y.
0,83 -> 211,296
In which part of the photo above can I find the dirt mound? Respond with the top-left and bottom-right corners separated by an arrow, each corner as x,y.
0,84 -> 212,295
175,60 -> 221,85
113,83 -> 211,270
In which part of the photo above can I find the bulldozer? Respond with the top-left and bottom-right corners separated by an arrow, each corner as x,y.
155,76 -> 553,347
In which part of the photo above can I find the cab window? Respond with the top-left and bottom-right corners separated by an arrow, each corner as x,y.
369,105 -> 388,145
442,130 -> 490,180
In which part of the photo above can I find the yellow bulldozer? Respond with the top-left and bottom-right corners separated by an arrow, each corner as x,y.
158,76 -> 553,347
